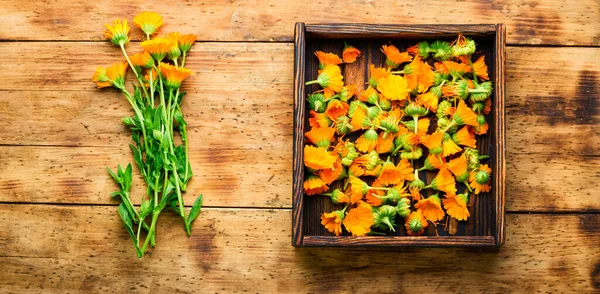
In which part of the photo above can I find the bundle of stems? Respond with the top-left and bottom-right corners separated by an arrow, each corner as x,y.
94,12 -> 202,257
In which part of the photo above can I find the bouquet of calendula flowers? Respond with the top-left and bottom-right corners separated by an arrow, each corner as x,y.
92,12 -> 203,257
304,35 -> 492,237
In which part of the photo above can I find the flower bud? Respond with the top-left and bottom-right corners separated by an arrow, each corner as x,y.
437,100 -> 452,118
396,198 -> 411,218
475,169 -> 490,184
367,106 -> 380,120
451,37 -> 476,57
379,98 -> 392,111
307,93 -> 327,112
463,148 -> 481,170
373,205 -> 397,232
400,147 -> 423,160
336,116 -> 353,135
469,81 -> 493,102
477,114 -> 487,125
404,103 -> 429,117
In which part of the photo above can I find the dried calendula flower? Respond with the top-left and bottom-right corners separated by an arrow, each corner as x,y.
343,202 -> 374,236
405,210 -> 428,235
321,209 -> 346,236
342,42 -> 362,63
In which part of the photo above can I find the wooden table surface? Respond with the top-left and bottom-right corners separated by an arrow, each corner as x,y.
1,1 -> 599,293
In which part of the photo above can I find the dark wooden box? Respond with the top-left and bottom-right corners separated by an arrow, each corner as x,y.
292,23 -> 506,247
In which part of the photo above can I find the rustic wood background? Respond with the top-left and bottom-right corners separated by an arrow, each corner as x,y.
0,1 -> 598,292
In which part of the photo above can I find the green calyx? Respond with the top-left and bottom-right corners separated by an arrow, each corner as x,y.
348,100 -> 368,117
373,205 -> 397,232
475,170 -> 490,184
469,81 -> 493,102
396,198 -> 411,218
451,38 -> 476,57
307,93 -> 327,112
405,103 -> 429,117
336,116 -> 353,135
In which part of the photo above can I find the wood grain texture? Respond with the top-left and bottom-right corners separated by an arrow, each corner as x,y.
0,0 -> 599,45
0,205 -> 598,293
0,43 -> 598,211
494,24 -> 507,245
292,22 -> 306,246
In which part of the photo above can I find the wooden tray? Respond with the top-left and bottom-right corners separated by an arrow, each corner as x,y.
292,23 -> 506,247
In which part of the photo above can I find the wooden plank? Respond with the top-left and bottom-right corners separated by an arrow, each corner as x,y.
0,0 -> 599,45
1,146 -> 596,212
0,205 -> 598,293
0,43 -> 598,155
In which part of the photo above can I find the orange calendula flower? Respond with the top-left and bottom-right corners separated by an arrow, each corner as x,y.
306,65 -> 344,96
129,51 -> 154,69
104,19 -> 130,46
453,100 -> 479,127
348,163 -> 366,178
452,126 -> 477,148
442,60 -> 472,76
178,34 -> 197,53
355,129 -> 379,153
304,174 -> 329,195
159,62 -> 192,89
420,131 -> 444,155
133,11 -> 164,36
318,156 -> 343,185
141,37 -> 175,61
417,91 -> 440,112
343,202 -> 374,236
420,154 -> 445,171
469,164 -> 492,194
405,210 -> 428,235
92,62 -> 128,89
349,106 -> 369,131
381,44 -> 412,69
415,194 -> 445,222
377,75 -> 411,101
324,99 -> 349,121
143,68 -> 158,88
342,43 -> 361,63
425,167 -> 457,196
321,209 -> 345,236
165,32 -> 182,61
305,126 -> 336,148
377,158 -> 414,186
348,175 -> 371,197
368,64 -> 391,87
442,134 -> 462,157
308,110 -> 332,128
405,56 -> 435,93
358,86 -> 379,104
447,154 -> 470,183
471,55 -> 489,81
376,131 -> 395,154
442,193 -> 470,221
315,51 -> 343,69
304,145 -> 337,170
365,179 -> 385,206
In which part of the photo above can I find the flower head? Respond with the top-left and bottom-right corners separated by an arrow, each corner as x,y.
469,164 -> 492,194
141,37 -> 175,61
178,34 -> 197,53
405,210 -> 428,235
305,126 -> 336,148
442,133 -> 462,157
377,75 -> 410,101
427,167 -> 457,196
452,126 -> 477,148
303,174 -> 329,195
159,62 -> 192,89
471,55 -> 489,81
342,44 -> 361,63
310,65 -> 344,95
308,110 -> 332,128
442,193 -> 470,221
381,44 -> 412,69
415,194 -> 445,222
324,99 -> 349,121
321,210 -> 345,236
420,131 -> 444,155
318,156 -> 343,185
133,12 -> 163,36
447,154 -> 470,182
355,128 -> 379,153
92,62 -> 128,89
129,51 -> 154,69
343,202 -> 374,236
421,154 -> 445,171
454,100 -> 479,127
166,32 -> 182,61
368,64 -> 390,87
373,205 -> 397,232
315,51 -> 343,69
304,145 -> 337,170
348,175 -> 370,198
104,19 -> 130,46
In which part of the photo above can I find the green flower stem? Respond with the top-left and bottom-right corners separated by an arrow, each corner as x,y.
368,187 -> 392,191
181,51 -> 188,68
172,162 -> 190,235
413,115 -> 419,135
305,80 -> 320,86
120,44 -> 150,104
442,120 -> 457,133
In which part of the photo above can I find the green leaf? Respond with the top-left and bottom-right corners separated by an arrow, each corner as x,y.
134,85 -> 144,105
117,203 -> 141,256
110,191 -> 122,198
186,194 -> 203,227
129,144 -> 147,179
107,166 -> 120,184
169,197 -> 182,217
123,164 -> 133,191
140,200 -> 152,218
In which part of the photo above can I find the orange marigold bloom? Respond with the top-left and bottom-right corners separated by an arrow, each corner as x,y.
454,100 -> 479,127
368,64 -> 391,87
315,51 -> 343,69
104,19 -> 130,46
321,210 -> 345,236
422,154 -> 445,170
129,51 -> 154,69
376,131 -> 395,154
452,126 -> 477,148
143,68 -> 158,88
349,106 -> 369,131
178,34 -> 197,53
348,175 -> 371,197
469,164 -> 492,194
442,193 -> 470,221
165,32 -> 182,61
434,62 -> 449,75
348,163 -> 366,178
378,160 -> 402,186
355,129 -> 379,153
309,65 -> 344,97
405,210 -> 428,235
381,44 -> 412,69
305,126 -> 336,148
159,62 -> 192,89
415,194 -> 445,222
377,75 -> 411,101
343,202 -> 374,236
304,145 -> 337,170
442,135 -> 462,157
442,60 -> 472,76
447,154 -> 470,182
420,131 -> 444,155
472,122 -> 489,135
92,62 -> 128,89
405,56 -> 435,93
141,37 -> 175,61
358,86 -> 379,104
365,179 -> 384,206
303,174 -> 329,195
324,99 -> 349,121
133,11 -> 163,36
471,55 -> 489,81
417,91 -> 440,112
318,156 -> 343,185
342,45 -> 361,63
427,167 -> 457,196
308,110 -> 332,128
